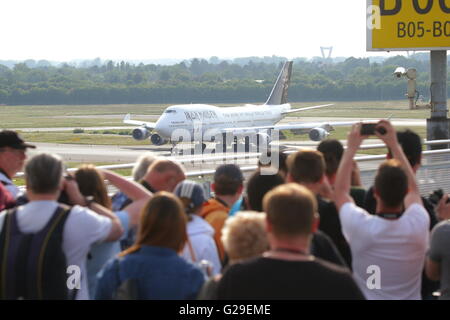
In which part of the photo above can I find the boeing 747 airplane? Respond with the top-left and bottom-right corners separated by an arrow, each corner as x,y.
123,61 -> 356,151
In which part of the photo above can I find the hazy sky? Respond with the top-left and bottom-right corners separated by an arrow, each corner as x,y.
1,0 -> 409,61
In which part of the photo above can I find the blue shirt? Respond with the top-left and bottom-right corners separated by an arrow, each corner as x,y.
95,245 -> 205,300
228,196 -> 244,217
87,210 -> 129,298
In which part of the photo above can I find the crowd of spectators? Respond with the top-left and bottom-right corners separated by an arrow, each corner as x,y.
1,120 -> 450,300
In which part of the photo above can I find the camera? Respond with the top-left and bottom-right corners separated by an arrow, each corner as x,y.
64,174 -> 74,181
428,189 -> 450,206
58,190 -> 71,205
360,123 -> 386,135
394,67 -> 406,78
58,174 -> 74,205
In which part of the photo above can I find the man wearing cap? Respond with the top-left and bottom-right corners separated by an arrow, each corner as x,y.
0,130 -> 36,199
201,164 -> 244,264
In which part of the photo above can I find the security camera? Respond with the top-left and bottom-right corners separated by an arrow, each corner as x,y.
393,67 -> 406,78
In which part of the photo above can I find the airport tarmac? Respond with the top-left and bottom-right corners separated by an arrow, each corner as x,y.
27,138 -> 386,165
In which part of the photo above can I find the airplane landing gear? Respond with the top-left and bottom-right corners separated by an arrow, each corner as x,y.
244,136 -> 250,152
170,142 -> 178,155
193,142 -> 207,154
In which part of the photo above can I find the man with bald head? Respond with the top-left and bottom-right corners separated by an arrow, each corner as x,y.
117,158 -> 185,212
115,158 -> 186,249
141,159 -> 186,193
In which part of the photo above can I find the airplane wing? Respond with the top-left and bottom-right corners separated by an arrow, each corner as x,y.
123,114 -> 157,129
274,121 -> 358,132
220,120 -> 365,136
281,104 -> 334,115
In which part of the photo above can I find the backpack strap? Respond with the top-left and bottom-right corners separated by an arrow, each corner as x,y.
0,208 -> 16,299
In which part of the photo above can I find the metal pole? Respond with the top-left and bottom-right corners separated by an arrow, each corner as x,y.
427,50 -> 449,150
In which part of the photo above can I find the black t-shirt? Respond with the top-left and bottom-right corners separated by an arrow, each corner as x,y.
216,256 -> 365,300
311,230 -> 347,268
316,196 -> 352,268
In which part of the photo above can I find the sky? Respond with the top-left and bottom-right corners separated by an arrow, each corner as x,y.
0,0 -> 411,62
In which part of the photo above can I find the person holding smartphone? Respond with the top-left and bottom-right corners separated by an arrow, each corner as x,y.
333,120 -> 429,300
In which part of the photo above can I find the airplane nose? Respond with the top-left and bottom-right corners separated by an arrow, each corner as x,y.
154,120 -> 162,132
154,119 -> 168,137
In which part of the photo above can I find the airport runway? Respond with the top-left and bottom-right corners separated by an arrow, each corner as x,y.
27,142 -> 170,163
27,139 -> 386,165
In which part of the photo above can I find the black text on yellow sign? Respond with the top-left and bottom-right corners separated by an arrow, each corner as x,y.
367,0 -> 450,51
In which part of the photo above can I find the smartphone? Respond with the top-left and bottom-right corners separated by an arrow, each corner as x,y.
360,123 -> 377,135
360,123 -> 387,135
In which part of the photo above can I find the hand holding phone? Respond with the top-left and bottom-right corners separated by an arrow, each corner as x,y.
360,123 -> 387,136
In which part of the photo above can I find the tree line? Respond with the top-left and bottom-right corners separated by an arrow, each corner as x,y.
0,56 -> 448,105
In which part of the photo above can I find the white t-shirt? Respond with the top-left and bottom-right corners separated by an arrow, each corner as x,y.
0,200 -> 112,300
339,202 -> 429,300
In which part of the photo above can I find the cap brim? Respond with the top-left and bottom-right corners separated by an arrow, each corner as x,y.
11,143 -> 36,149
23,143 -> 36,149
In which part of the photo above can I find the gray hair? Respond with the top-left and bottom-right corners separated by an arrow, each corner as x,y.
132,152 -> 157,182
25,153 -> 64,194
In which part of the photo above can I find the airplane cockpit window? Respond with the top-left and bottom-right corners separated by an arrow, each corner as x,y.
164,110 -> 177,114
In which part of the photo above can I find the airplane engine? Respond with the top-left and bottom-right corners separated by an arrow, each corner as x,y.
132,128 -> 150,141
308,128 -> 329,141
150,133 -> 168,146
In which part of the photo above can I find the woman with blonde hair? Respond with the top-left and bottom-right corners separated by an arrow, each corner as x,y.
95,192 -> 205,300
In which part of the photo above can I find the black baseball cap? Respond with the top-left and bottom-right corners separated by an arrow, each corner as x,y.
214,164 -> 244,183
0,130 -> 36,149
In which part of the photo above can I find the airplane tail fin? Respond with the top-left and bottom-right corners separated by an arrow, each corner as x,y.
265,61 -> 293,105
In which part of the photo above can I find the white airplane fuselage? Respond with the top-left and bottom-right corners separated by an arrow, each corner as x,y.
125,62 -> 344,145
154,103 -> 291,142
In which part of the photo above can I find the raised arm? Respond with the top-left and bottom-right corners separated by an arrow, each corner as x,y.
334,123 -> 366,211
100,169 -> 152,201
375,120 -> 422,208
63,177 -> 123,241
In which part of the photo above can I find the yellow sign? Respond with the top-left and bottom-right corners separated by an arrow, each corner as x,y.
367,0 -> 450,51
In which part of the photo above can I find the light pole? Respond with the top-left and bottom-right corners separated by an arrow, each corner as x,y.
427,51 -> 449,150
